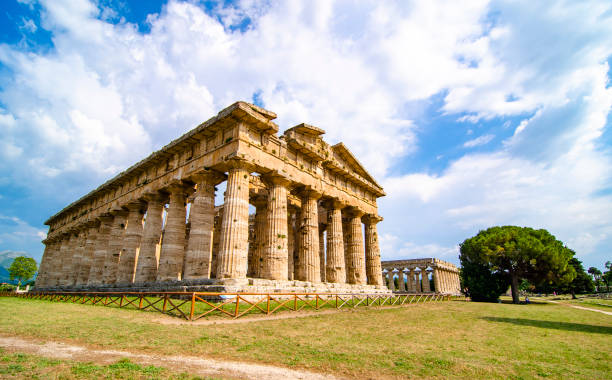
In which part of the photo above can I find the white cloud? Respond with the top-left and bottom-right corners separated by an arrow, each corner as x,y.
463,134 -> 494,148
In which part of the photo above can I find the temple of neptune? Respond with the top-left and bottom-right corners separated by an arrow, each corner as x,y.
36,102 -> 392,294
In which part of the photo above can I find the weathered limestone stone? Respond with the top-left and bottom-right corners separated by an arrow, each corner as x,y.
183,173 -> 220,280
387,270 -> 395,291
422,269 -> 431,292
250,197 -> 267,278
40,102 -> 389,294
318,224 -> 326,282
134,193 -> 166,283
364,214 -> 383,286
407,269 -> 414,292
103,210 -> 128,284
297,190 -> 321,282
217,162 -> 251,280
157,183 -> 190,281
116,202 -> 145,284
78,222 -> 98,285
397,270 -> 405,291
346,209 -> 366,285
261,175 -> 289,280
88,216 -> 113,285
70,228 -> 87,286
325,200 -> 346,283
286,207 -> 296,280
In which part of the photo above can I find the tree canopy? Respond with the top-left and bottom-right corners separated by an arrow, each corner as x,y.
8,256 -> 37,285
460,226 -> 575,303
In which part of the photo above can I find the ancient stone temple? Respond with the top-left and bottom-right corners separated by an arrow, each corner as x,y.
381,259 -> 461,294
36,102 -> 389,294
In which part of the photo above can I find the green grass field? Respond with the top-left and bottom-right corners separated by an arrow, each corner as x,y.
0,296 -> 610,379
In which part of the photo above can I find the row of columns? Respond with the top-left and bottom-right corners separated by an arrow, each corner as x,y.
38,162 -> 384,288
383,267 -> 460,293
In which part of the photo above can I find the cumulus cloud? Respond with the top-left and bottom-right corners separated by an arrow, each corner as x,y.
0,0 -> 610,268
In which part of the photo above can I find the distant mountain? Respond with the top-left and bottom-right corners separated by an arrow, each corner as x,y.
0,251 -> 36,284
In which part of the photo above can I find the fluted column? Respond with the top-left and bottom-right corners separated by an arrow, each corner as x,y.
70,227 -> 87,286
433,268 -> 441,292
157,183 -> 190,282
443,270 -> 449,293
115,202 -> 145,284
134,193 -> 166,283
287,207 -> 296,280
406,269 -> 414,292
325,200 -> 346,283
88,216 -> 113,285
319,224 -> 326,282
364,214 -> 383,286
78,221 -> 98,285
50,236 -> 67,286
346,209 -> 366,285
210,208 -> 223,279
60,231 -> 79,286
387,270 -> 395,291
397,270 -> 405,291
217,162 -> 251,279
249,197 -> 267,278
297,190 -> 321,282
103,210 -> 127,284
37,239 -> 55,287
262,175 -> 290,281
422,269 -> 431,292
183,173 -> 221,280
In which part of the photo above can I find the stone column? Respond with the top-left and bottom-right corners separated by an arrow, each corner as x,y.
88,215 -> 113,285
183,173 -> 221,280
415,270 -> 422,292
364,214 -> 383,286
37,239 -> 55,287
60,231 -> 79,286
433,268 -> 441,293
116,202 -> 145,284
319,224 -> 326,282
442,270 -> 448,293
346,209 -> 366,285
103,210 -> 128,284
406,269 -> 414,292
387,270 -> 395,291
249,197 -> 267,278
50,236 -> 67,286
342,217 -> 350,283
287,207 -> 296,280
397,270 -> 405,291
217,162 -> 251,280
325,200 -> 345,284
422,269 -> 431,292
78,221 -> 98,285
157,183 -> 190,282
71,227 -> 87,286
134,193 -> 166,283
210,207 -> 224,279
262,175 -> 290,281
297,190 -> 321,282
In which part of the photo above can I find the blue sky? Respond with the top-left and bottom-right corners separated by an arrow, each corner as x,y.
0,0 -> 611,271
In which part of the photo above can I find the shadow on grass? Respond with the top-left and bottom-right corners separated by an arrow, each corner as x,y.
481,317 -> 612,335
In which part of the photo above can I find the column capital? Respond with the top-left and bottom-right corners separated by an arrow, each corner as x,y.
85,219 -> 100,229
347,207 -> 365,218
125,200 -> 147,212
109,207 -> 129,218
298,186 -> 322,200
225,156 -> 255,172
142,191 -> 168,203
363,213 -> 383,224
163,180 -> 194,196
97,214 -> 114,224
261,172 -> 291,187
323,198 -> 346,210
189,169 -> 226,186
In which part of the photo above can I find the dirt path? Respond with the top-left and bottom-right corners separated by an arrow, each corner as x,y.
547,300 -> 612,316
0,336 -> 341,380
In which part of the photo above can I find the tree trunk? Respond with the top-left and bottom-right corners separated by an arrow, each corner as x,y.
510,271 -> 520,304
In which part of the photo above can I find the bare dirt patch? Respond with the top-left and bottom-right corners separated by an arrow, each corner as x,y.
0,335 -> 340,380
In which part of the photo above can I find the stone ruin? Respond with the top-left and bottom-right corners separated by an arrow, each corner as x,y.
36,101 -> 390,294
382,258 -> 461,294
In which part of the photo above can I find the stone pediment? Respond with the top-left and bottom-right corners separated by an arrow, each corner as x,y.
330,143 -> 382,192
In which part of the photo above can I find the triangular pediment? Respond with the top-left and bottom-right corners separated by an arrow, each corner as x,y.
331,143 -> 382,190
